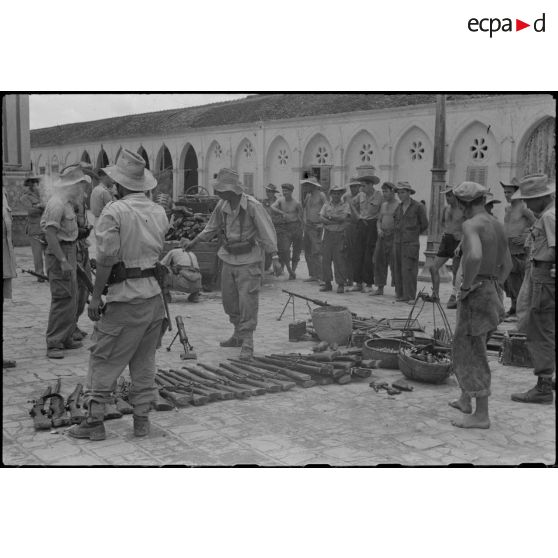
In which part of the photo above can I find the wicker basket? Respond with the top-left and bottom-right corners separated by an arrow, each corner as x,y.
398,351 -> 452,384
362,338 -> 411,369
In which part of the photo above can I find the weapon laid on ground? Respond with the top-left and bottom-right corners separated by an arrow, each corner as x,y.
258,355 -> 338,378
22,268 -> 49,282
155,370 -> 209,406
66,383 -> 85,424
154,378 -> 192,408
226,360 -> 296,391
279,289 -> 359,320
219,362 -> 282,393
29,386 -> 53,431
250,358 -> 316,387
194,364 -> 252,398
166,316 -> 197,359
49,378 -> 70,428
197,363 -> 267,396
152,389 -> 175,411
166,368 -> 234,401
181,364 -> 249,399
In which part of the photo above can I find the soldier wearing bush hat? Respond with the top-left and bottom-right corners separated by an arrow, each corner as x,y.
181,168 -> 280,360
510,174 -> 556,404
302,176 -> 327,282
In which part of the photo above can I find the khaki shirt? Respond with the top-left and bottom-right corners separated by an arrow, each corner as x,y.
354,190 -> 383,220
40,196 -> 78,242
320,200 -> 350,232
198,194 -> 278,266
529,200 -> 555,262
90,184 -> 115,218
96,193 -> 169,302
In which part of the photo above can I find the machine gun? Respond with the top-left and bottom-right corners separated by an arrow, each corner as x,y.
166,315 -> 197,359
278,289 -> 358,321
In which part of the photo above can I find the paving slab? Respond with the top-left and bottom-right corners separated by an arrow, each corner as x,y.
2,246 -> 555,466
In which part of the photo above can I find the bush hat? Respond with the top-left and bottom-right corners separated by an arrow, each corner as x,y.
511,174 -> 556,200
102,149 -> 157,192
265,183 -> 279,193
54,165 -> 92,188
301,178 -> 323,190
452,181 -> 487,202
396,181 -> 416,195
484,191 -> 502,206
381,181 -> 397,191
500,177 -> 520,190
330,185 -> 346,193
213,168 -> 244,195
355,165 -> 380,185
346,180 -> 362,189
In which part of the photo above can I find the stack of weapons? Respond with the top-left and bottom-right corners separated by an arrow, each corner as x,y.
29,377 -> 134,431
165,209 -> 213,241
151,347 -> 379,410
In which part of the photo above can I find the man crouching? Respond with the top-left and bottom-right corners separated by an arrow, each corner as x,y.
181,169 -> 281,360
449,182 -> 511,429
68,149 -> 168,441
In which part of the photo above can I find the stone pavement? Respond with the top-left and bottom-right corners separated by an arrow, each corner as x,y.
2,246 -> 555,466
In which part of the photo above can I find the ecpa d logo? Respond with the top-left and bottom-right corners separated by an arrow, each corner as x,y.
468,13 -> 546,37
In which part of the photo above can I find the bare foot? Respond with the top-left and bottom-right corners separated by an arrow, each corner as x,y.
451,415 -> 490,429
449,399 -> 473,414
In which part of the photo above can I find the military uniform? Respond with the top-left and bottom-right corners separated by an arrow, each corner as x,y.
196,189 -> 277,352
302,185 -> 326,280
21,184 -> 45,277
320,195 -> 350,290
41,196 -> 80,352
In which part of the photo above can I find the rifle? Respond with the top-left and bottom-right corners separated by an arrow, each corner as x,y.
29,386 -> 53,431
250,358 -> 316,387
169,368 -> 234,401
218,362 -> 282,393
281,289 -> 359,318
152,389 -> 175,411
49,378 -> 70,428
184,364 -> 251,399
66,383 -> 85,424
22,268 -> 49,282
197,363 -> 266,396
154,262 -> 172,348
226,360 -> 296,391
155,370 -> 209,406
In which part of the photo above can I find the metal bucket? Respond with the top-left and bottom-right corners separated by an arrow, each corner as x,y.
311,306 -> 353,346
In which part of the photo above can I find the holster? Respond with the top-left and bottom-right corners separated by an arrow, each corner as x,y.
223,239 -> 255,255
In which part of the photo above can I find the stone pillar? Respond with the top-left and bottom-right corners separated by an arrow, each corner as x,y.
419,95 -> 450,283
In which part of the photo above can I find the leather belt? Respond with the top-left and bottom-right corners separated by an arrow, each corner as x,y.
60,240 -> 76,245
125,267 -> 156,279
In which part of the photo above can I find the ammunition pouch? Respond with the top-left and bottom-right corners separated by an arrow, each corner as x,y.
223,239 -> 255,255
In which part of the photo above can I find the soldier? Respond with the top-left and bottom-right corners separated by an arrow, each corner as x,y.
342,179 -> 363,286
449,182 -> 511,429
302,177 -> 326,283
3,187 -> 17,368
41,166 -> 91,359
271,183 -> 304,279
21,177 -> 46,280
181,169 -> 281,360
68,149 -> 168,441
261,183 -> 281,272
392,182 -> 428,303
350,165 -> 382,293
370,182 -> 399,297
500,178 -> 536,318
510,174 -> 555,405
429,188 -> 465,308
319,184 -> 351,293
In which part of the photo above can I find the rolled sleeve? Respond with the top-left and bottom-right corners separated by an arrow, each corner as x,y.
253,203 -> 278,254
40,199 -> 65,231
542,211 -> 555,248
95,211 -> 121,266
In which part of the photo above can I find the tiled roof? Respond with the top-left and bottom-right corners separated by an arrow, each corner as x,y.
31,94 -> 492,148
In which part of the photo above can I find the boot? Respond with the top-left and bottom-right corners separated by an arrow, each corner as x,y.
446,294 -> 457,309
239,335 -> 254,361
320,282 -> 332,292
105,401 -> 123,420
63,339 -> 83,350
133,416 -> 150,437
511,377 -> 554,404
133,404 -> 150,437
220,334 -> 243,347
350,283 -> 363,292
370,287 -> 384,296
67,401 -> 106,441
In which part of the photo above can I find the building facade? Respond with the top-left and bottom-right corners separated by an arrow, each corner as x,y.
30,94 -> 555,224
2,93 -> 32,245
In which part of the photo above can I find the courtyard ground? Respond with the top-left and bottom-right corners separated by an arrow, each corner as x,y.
2,246 -> 555,466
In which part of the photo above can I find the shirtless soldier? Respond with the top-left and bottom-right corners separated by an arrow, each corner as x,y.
271,183 -> 303,279
500,178 -> 536,317
429,188 -> 464,308
449,182 -> 512,429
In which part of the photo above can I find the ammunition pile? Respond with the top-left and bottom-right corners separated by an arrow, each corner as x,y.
165,210 -> 213,241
